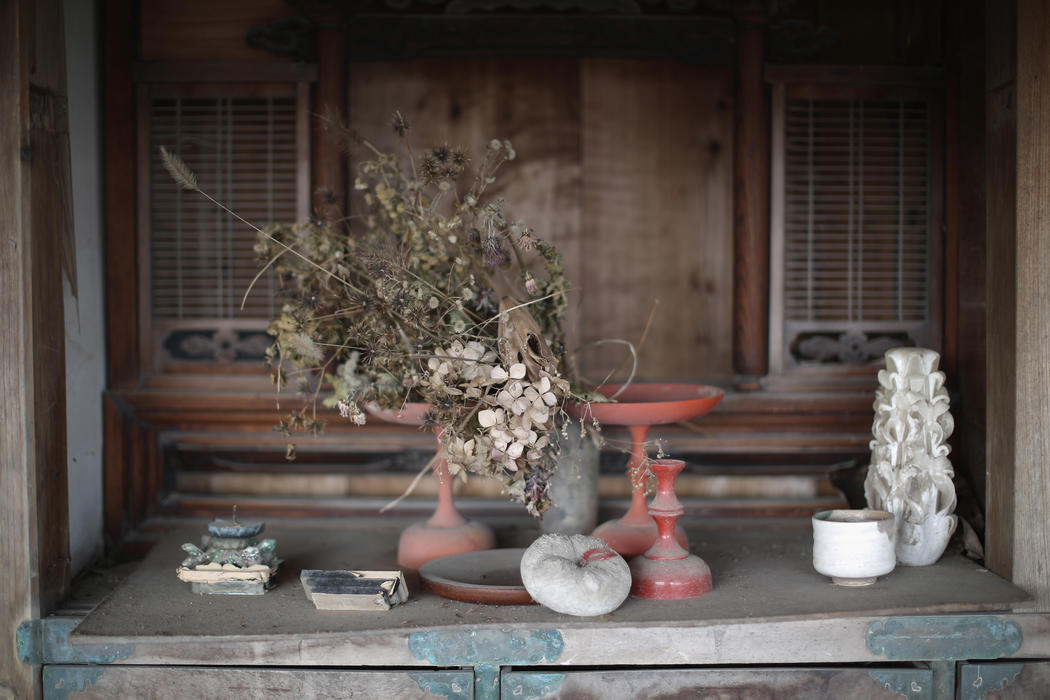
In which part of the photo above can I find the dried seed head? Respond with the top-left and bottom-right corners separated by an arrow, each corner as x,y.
391,110 -> 409,137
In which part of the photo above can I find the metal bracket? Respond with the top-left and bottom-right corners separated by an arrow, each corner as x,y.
501,671 -> 568,699
407,670 -> 474,700
867,615 -> 1023,661
957,663 -> 1025,700
17,617 -> 134,666
409,629 -> 564,700
867,668 -> 934,699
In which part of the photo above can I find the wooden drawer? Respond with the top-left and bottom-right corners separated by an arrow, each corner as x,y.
44,666 -> 472,699
501,667 -> 933,699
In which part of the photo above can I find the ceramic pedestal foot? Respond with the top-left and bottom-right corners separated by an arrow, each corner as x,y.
397,519 -> 496,571
396,461 -> 495,570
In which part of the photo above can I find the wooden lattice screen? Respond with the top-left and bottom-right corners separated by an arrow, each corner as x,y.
769,77 -> 943,375
140,85 -> 309,369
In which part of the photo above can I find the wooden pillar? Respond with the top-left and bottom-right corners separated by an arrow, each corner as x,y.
732,5 -> 770,382
104,0 -> 139,390
986,0 -> 1050,610
1,0 -> 72,693
311,15 -> 348,218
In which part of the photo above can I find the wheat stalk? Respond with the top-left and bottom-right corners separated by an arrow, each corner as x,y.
159,145 -> 198,191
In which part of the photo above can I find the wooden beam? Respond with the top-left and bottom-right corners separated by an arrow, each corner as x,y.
986,0 -> 1050,610
1,0 -> 72,693
985,0 -> 1018,587
311,15 -> 347,219
104,0 -> 139,389
732,6 -> 770,381
1011,0 -> 1050,608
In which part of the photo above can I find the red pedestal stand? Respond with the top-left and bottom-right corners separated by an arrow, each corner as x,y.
366,404 -> 495,570
629,459 -> 713,599
567,384 -> 724,558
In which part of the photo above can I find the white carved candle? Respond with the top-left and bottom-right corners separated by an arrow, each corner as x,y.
864,347 -> 958,566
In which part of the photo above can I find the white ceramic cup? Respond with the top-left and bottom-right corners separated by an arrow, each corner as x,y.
812,509 -> 896,586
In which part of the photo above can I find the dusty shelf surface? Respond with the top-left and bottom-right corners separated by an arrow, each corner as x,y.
72,516 -> 1030,642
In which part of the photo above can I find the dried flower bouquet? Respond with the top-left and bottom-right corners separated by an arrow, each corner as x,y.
162,113 -> 584,516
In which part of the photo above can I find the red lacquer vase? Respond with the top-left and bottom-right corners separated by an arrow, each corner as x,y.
366,403 -> 496,570
566,383 -> 723,558
629,458 -> 712,599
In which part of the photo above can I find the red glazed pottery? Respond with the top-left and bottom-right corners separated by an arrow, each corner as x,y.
566,383 -> 724,557
629,459 -> 713,599
366,403 -> 496,570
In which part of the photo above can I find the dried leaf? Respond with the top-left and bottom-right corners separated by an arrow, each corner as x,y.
159,145 -> 199,191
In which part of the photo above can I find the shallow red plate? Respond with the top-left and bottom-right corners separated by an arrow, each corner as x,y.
566,382 -> 724,426
419,548 -> 535,605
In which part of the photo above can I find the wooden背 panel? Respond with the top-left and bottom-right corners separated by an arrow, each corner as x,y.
502,667 -> 933,700
43,666 -> 473,699
580,60 -> 734,383
995,0 -> 1050,611
348,57 -> 583,350
139,0 -> 297,63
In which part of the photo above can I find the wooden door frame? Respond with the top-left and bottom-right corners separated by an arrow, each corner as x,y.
1,0 -> 73,694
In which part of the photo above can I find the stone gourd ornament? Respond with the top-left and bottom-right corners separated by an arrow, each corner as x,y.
519,534 -> 631,616
864,347 -> 957,566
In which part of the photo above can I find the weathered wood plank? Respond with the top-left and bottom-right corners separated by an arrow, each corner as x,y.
986,0 -> 1050,611
67,519 -> 1028,669
949,0 -> 988,511
1005,0 -> 1050,611
503,667 -> 933,700
348,58 -> 582,355
26,0 -> 72,622
2,0 -> 72,694
0,1 -> 35,694
138,0 -> 297,62
312,14 -> 347,217
984,0 -> 1018,585
103,0 -> 138,390
63,612 -> 1050,669
732,10 -> 770,379
580,60 -> 734,383
43,666 -> 472,700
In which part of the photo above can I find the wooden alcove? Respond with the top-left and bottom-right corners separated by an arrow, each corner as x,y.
5,0 -> 1050,697
101,0 -> 939,547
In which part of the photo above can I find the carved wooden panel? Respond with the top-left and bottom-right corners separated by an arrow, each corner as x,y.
768,72 -> 944,377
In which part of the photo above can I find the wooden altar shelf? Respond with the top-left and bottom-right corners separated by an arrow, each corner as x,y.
27,517 -> 1050,698
31,518 -> 1039,678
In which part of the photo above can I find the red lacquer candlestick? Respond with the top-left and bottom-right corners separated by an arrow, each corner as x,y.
629,459 -> 712,599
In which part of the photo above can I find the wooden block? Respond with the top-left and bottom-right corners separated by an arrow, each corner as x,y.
190,580 -> 266,596
177,562 -> 278,595
300,570 -> 408,611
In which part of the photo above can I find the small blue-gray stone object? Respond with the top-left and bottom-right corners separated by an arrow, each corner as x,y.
208,518 -> 265,538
